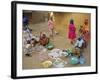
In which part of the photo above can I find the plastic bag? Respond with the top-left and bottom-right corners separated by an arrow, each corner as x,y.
42,60 -> 52,68
45,43 -> 54,50
48,49 -> 62,59
79,56 -> 85,64
70,56 -> 79,64
53,58 -> 67,68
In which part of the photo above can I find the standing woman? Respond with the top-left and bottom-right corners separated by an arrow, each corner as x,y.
68,19 -> 76,44
82,19 -> 90,47
83,19 -> 90,42
23,15 -> 32,32
23,15 -> 29,30
48,17 -> 55,37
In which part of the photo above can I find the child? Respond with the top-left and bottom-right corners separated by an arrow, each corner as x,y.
48,17 -> 55,37
68,19 -> 76,44
79,25 -> 84,34
39,32 -> 49,46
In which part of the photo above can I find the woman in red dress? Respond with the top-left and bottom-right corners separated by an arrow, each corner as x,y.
68,19 -> 76,44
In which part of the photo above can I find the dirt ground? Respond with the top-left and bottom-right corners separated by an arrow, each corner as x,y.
22,22 -> 91,69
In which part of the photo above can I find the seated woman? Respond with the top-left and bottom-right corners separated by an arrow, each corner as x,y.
39,32 -> 49,46
25,40 -> 32,56
74,36 -> 85,49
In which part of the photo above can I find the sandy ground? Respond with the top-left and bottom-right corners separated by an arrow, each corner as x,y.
22,22 -> 91,69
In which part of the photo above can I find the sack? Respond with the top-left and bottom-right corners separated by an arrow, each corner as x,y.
48,49 -> 62,59
53,58 -> 67,68
45,43 -> 54,50
62,50 -> 69,57
66,48 -> 73,56
79,56 -> 85,64
42,60 -> 52,68
70,56 -> 79,64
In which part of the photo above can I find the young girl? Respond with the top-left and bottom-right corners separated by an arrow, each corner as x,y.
48,17 -> 55,37
68,19 -> 76,44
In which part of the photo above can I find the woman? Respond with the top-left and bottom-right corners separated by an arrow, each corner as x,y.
68,19 -> 76,44
48,17 -> 55,37
39,32 -> 49,46
83,19 -> 90,42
